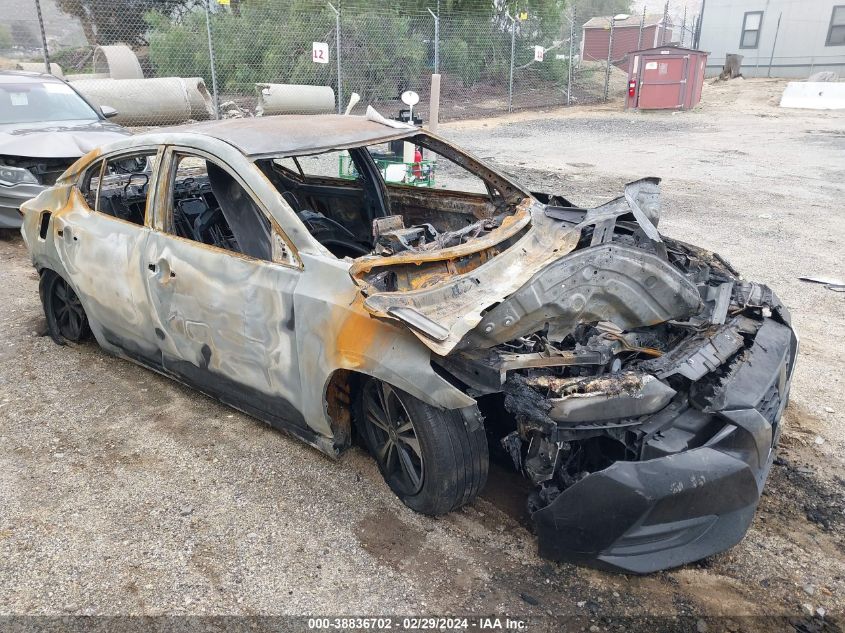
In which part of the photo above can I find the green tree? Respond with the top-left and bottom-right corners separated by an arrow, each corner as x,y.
56,0 -> 201,46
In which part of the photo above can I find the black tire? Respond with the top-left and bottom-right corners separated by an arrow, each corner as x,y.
40,270 -> 90,345
357,378 -> 488,516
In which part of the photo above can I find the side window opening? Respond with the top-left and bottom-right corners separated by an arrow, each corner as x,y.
95,151 -> 157,225
168,153 -> 272,261
262,149 -> 375,260
80,159 -> 103,209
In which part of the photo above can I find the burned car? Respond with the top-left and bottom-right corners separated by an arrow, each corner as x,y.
20,115 -> 797,573
1,70 -> 129,229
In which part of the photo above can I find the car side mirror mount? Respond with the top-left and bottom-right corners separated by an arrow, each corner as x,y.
100,105 -> 118,119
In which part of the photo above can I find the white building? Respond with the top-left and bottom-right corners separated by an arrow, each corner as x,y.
696,0 -> 845,77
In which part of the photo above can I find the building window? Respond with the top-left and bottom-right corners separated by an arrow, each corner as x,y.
740,11 -> 763,48
827,6 -> 845,46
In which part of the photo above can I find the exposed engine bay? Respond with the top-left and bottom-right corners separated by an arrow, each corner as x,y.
0,155 -> 76,186
348,177 -> 796,567
442,250 -> 785,514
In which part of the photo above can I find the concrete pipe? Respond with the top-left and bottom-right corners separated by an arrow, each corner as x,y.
92,45 -> 144,80
256,84 -> 335,115
16,62 -> 65,79
71,77 -> 214,125
65,73 -> 110,82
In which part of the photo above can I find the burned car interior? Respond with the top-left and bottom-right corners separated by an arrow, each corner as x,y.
85,151 -> 271,260
256,133 -> 522,261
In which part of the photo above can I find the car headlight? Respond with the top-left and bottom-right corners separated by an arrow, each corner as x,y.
0,165 -> 39,186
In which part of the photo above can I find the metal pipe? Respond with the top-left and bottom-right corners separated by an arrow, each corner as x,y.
662,1 -> 669,46
604,16 -> 614,101
329,2 -> 342,114
428,8 -> 439,75
767,12 -> 782,78
507,11 -> 516,112
567,7 -> 576,106
637,5 -> 645,50
34,0 -> 50,74
694,0 -> 706,49
204,0 -> 220,120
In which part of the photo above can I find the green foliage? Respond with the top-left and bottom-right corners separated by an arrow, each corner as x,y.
339,11 -> 427,101
441,14 -> 509,87
57,0 -> 201,45
144,0 -> 595,99
147,0 -> 427,101
0,23 -> 12,50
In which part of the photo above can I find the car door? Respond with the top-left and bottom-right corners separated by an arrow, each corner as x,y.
142,145 -> 307,432
58,146 -> 165,365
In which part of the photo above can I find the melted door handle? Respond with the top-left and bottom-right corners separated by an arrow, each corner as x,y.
149,259 -> 176,279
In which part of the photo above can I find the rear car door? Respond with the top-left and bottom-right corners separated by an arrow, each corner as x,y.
143,146 -> 307,431
59,147 -> 164,364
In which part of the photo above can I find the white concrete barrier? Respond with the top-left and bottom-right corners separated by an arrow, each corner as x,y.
780,82 -> 845,110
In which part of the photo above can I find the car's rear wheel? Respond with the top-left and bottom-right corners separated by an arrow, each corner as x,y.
40,270 -> 90,345
357,378 -> 488,515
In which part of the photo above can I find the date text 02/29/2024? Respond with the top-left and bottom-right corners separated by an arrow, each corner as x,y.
306,617 -> 527,630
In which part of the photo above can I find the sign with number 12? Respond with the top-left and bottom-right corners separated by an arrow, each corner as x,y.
312,42 -> 329,64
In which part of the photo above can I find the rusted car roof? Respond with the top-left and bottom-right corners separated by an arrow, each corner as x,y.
158,114 -> 417,158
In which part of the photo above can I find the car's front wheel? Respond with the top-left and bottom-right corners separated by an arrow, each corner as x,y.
357,378 -> 488,515
40,270 -> 90,345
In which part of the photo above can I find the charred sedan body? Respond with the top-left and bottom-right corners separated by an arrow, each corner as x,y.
0,71 -> 129,228
20,115 -> 796,573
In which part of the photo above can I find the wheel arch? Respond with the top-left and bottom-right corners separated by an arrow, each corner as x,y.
322,363 -> 478,453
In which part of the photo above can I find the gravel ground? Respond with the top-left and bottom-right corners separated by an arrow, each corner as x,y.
1,78 -> 843,630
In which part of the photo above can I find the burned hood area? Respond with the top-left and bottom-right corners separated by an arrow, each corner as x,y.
356,178 -> 797,573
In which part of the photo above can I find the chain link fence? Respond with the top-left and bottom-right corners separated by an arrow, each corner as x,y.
0,0 -> 608,128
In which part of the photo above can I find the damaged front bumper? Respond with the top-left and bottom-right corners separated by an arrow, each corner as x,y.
532,315 -> 797,574
0,182 -> 43,229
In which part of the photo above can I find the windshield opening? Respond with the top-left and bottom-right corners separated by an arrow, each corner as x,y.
0,81 -> 99,125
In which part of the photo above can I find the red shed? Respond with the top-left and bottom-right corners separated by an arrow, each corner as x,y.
625,47 -> 709,111
582,14 -> 673,69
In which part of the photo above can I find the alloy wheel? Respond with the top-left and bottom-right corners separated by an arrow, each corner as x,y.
362,380 -> 424,495
51,277 -> 87,342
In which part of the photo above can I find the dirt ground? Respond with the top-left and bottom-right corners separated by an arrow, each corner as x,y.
1,78 -> 843,630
